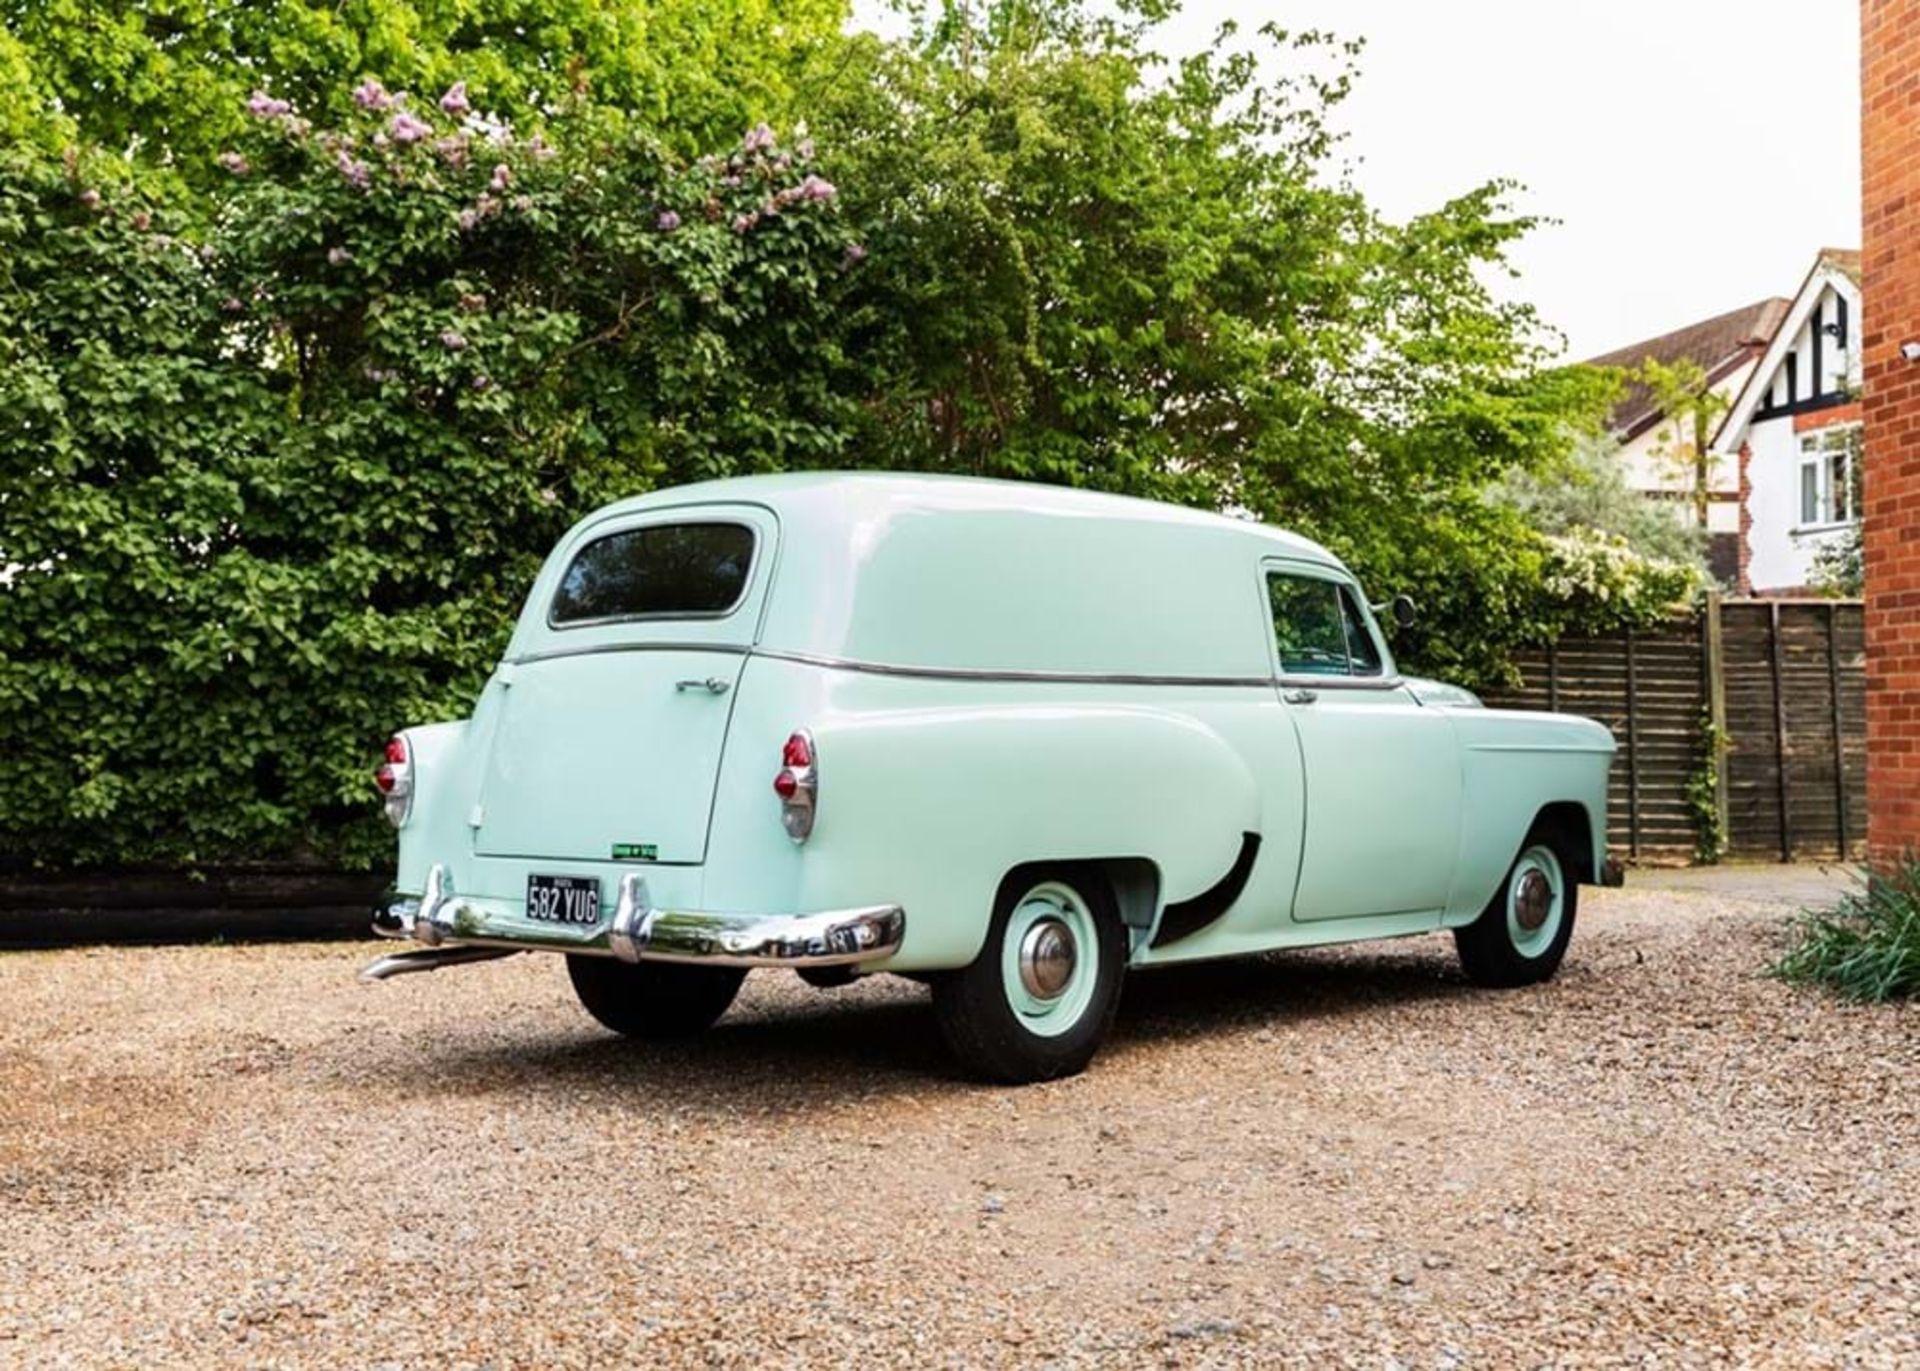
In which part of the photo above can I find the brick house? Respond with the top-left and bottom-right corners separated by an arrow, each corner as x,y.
1710,249 -> 1864,595
1861,0 -> 1920,860
1585,299 -> 1788,585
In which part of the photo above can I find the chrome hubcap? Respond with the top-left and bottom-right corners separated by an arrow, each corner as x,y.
1514,869 -> 1552,932
1018,917 -> 1077,1000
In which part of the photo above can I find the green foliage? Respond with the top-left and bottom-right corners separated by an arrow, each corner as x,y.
0,97 -> 856,868
1,2 -> 1678,867
1687,707 -> 1728,865
1774,861 -> 1920,1002
1490,429 -> 1710,570
808,12 -> 1628,683
0,0 -> 846,174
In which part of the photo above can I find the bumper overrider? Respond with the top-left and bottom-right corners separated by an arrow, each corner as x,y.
362,864 -> 906,981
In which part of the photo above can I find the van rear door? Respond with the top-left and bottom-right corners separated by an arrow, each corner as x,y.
472,505 -> 774,865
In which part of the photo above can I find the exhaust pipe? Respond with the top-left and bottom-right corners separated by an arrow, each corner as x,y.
360,946 -> 519,981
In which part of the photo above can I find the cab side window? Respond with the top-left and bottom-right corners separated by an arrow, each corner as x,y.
1268,572 -> 1385,678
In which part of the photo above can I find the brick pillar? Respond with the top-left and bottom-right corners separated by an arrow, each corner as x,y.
1863,0 -> 1920,860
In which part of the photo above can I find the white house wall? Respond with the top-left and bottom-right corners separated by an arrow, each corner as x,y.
1745,414 -> 1852,592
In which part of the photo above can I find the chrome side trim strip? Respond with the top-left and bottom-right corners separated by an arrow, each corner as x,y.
749,647 -> 1278,689
502,643 -> 1406,690
509,642 -> 752,667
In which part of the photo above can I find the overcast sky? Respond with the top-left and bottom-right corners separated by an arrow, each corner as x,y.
855,1 -> 1861,363
1163,2 -> 1862,360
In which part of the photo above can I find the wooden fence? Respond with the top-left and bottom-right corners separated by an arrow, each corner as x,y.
1483,598 -> 1865,864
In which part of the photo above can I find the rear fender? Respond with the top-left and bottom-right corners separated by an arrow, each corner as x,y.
791,704 -> 1261,969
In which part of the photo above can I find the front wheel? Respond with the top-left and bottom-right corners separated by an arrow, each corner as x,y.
931,866 -> 1126,1084
1454,832 -> 1579,988
566,956 -> 746,1038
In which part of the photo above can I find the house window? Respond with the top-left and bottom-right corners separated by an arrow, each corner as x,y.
1796,427 -> 1859,529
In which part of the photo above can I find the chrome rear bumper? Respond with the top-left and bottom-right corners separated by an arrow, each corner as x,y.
363,865 -> 905,982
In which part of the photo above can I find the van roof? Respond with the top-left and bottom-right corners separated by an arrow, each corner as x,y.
607,471 -> 1339,566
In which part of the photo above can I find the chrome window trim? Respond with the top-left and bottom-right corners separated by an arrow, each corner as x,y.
545,519 -> 758,631
1259,560 -> 1398,683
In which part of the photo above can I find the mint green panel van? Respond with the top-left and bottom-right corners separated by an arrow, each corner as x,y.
367,474 -> 1619,1082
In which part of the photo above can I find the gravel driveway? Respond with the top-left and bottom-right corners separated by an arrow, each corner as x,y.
2,871 -> 1913,1367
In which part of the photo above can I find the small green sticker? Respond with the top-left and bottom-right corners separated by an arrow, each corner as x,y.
611,843 -> 658,862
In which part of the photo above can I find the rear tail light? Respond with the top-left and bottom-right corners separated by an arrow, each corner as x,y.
773,730 -> 817,842
375,734 -> 413,827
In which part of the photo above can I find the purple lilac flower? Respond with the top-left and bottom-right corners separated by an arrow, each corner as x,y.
439,82 -> 470,115
457,208 -> 480,231
843,242 -> 868,267
742,122 -> 776,154
247,90 -> 293,119
78,188 -> 101,210
527,135 -> 555,162
797,174 -> 836,202
731,212 -> 756,234
488,163 -> 511,193
352,79 -> 393,110
434,136 -> 469,167
656,209 -> 681,232
335,152 -> 371,189
440,330 -> 467,352
510,194 -> 532,213
327,246 -> 352,266
217,151 -> 249,175
471,375 -> 491,390
388,111 -> 432,144
220,297 -> 244,313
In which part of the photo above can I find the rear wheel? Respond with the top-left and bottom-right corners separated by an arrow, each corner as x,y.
1454,828 -> 1579,988
932,866 -> 1126,1084
566,956 -> 746,1038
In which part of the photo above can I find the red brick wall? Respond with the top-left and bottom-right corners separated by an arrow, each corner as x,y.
1863,0 -> 1920,859
1794,401 -> 1864,433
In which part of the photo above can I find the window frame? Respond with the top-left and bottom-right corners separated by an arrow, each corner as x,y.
1262,560 -> 1400,689
545,518 -> 759,630
1794,426 -> 1860,533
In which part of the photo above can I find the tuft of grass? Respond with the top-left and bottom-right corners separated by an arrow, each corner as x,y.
1773,860 -> 1920,1003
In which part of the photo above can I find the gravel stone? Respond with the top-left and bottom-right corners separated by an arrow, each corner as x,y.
1,873 -> 1914,1366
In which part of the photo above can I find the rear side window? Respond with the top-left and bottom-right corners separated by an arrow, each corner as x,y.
1268,572 -> 1385,677
549,522 -> 755,626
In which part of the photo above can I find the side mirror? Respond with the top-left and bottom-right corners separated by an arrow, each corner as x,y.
1389,594 -> 1418,630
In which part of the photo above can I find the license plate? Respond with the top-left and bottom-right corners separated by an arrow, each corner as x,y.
525,873 -> 602,926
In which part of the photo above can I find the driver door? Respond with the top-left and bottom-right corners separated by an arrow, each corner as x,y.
1265,560 -> 1462,923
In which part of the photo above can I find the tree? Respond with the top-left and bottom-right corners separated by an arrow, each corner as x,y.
807,8 -> 1650,680
1638,356 -> 1730,532
0,94 -> 857,868
0,0 -> 846,175
1490,429 -> 1710,569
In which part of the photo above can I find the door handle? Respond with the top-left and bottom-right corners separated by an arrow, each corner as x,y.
1282,688 -> 1318,705
675,677 -> 731,695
